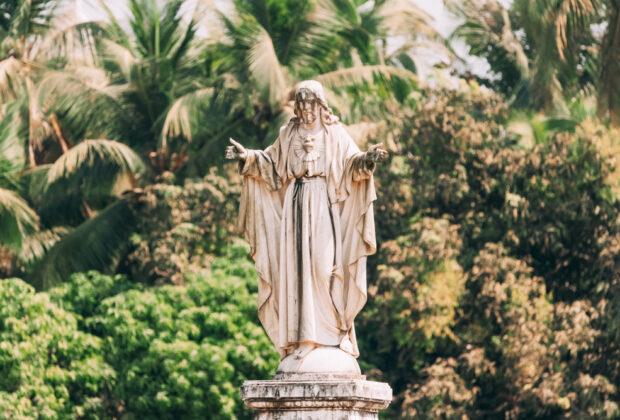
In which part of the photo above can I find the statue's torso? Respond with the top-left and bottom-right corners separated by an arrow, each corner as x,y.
288,126 -> 326,179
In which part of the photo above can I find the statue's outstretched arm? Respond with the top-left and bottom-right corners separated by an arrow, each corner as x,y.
228,136 -> 283,190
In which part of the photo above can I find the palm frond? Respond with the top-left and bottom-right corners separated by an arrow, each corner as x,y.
194,0 -> 226,42
36,9 -> 104,66
8,0 -> 58,45
0,101 -> 27,166
377,0 -> 441,39
97,0 -> 133,50
29,198 -> 136,289
44,139 -> 144,200
18,226 -> 66,267
345,122 -> 379,147
37,66 -> 126,140
0,57 -> 23,103
315,65 -> 417,89
449,0 -> 529,75
247,25 -> 288,108
0,187 -> 39,252
552,0 -> 598,61
321,87 -> 351,118
38,66 -> 121,102
161,87 -> 215,148
387,40 -> 452,65
101,39 -> 136,80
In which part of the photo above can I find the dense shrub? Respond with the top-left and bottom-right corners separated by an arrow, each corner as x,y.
402,245 -> 616,419
377,84 -> 620,299
359,217 -> 464,394
0,279 -> 114,419
122,168 -> 241,285
3,242 -> 278,419
360,83 -> 620,418
89,244 -> 278,419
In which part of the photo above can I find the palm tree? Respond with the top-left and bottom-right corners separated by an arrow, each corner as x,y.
213,0 -> 434,149
448,0 -> 600,112
598,0 -> 620,124
0,0 -> 106,166
324,0 -> 443,70
0,0 -> 145,285
92,0 -> 247,176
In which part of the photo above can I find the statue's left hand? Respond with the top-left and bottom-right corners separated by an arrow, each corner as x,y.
365,143 -> 388,163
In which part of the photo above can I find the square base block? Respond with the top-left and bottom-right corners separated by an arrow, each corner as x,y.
241,375 -> 392,420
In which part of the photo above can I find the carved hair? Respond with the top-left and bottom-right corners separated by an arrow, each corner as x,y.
291,81 -> 339,126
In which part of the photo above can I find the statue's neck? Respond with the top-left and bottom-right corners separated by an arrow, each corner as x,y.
299,121 -> 323,135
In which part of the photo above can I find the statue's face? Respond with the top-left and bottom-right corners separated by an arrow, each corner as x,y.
300,98 -> 318,125
296,90 -> 319,125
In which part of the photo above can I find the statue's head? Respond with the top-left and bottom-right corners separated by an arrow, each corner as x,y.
294,80 -> 338,126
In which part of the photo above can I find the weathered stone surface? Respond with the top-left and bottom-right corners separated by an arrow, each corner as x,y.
226,80 -> 388,361
276,346 -> 361,375
241,376 -> 392,420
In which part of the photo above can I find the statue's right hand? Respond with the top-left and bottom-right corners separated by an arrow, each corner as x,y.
225,137 -> 248,161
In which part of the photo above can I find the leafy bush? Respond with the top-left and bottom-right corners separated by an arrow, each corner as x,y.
360,83 -> 620,418
359,216 -> 464,394
402,244 -> 617,419
2,241 -> 277,419
50,242 -> 278,419
0,279 -> 114,419
121,168 -> 241,285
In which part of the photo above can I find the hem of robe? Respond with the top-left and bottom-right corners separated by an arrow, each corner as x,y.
279,339 -> 357,359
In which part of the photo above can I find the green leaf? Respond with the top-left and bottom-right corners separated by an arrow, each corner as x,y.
29,199 -> 136,290
0,187 -> 39,252
44,139 -> 144,200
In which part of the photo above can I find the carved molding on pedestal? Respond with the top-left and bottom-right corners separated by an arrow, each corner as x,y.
241,376 -> 392,420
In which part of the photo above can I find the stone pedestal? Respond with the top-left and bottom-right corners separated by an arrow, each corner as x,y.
241,374 -> 392,419
242,346 -> 392,419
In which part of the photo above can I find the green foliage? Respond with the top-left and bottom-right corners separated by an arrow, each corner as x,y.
30,198 -> 138,290
0,0 -> 424,281
359,217 -> 464,395
0,278 -> 114,419
122,168 -> 241,285
362,83 -> 620,417
0,187 -> 39,253
448,0 -> 620,123
3,244 -> 277,418
44,139 -> 144,200
401,244 -> 617,419
47,244 -> 278,419
383,84 -> 619,299
2,1 -> 620,419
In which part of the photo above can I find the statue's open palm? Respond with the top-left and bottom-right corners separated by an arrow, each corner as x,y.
365,143 -> 388,163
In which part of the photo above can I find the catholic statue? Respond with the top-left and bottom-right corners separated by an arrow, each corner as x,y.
226,80 -> 387,374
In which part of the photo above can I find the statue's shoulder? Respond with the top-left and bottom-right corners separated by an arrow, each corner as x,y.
278,120 -> 297,139
329,121 -> 346,132
327,121 -> 352,140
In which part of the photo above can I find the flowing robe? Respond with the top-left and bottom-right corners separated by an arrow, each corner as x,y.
237,120 -> 376,358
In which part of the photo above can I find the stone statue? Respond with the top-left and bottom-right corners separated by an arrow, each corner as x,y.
226,80 -> 387,374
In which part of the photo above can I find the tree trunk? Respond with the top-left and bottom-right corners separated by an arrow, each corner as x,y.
598,0 -> 620,126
